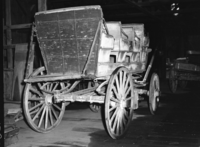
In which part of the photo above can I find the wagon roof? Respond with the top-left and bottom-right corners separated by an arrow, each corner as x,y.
35,5 -> 102,15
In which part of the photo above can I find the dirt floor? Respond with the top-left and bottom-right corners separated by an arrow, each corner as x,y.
5,80 -> 200,147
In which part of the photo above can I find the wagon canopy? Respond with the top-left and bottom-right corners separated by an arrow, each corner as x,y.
35,5 -> 103,76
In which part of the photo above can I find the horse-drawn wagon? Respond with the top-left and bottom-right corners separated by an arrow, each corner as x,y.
23,5 -> 160,139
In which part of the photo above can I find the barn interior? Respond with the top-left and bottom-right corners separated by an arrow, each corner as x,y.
2,0 -> 200,146
3,0 -> 200,101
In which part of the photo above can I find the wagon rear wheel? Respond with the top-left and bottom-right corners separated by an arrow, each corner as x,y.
23,67 -> 67,133
149,73 -> 160,115
105,67 -> 134,139
169,68 -> 178,93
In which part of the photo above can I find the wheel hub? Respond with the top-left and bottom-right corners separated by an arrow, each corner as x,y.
152,90 -> 160,110
154,90 -> 159,98
45,94 -> 53,105
156,97 -> 159,102
119,99 -> 126,110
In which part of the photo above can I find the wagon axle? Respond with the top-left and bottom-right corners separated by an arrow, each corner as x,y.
44,94 -> 53,105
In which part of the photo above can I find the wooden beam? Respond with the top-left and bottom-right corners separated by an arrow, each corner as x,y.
38,0 -> 47,11
6,0 -> 12,44
3,23 -> 32,30
6,0 -> 13,70
3,45 -> 15,49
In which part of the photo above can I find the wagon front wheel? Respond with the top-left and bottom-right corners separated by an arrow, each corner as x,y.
149,73 -> 160,115
23,67 -> 67,133
105,67 -> 135,139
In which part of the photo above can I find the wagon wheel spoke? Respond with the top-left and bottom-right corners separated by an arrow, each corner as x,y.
121,110 -> 127,127
38,106 -> 46,128
23,67 -> 66,133
110,97 -> 120,104
124,86 -> 131,98
119,70 -> 123,91
45,106 -> 49,130
124,76 -> 130,94
122,71 -> 127,87
111,108 -> 119,130
49,107 -> 54,126
115,76 -> 121,94
32,104 -> 45,121
51,105 -> 58,120
29,86 -> 43,97
29,102 -> 43,112
52,83 -> 59,91
110,107 -> 119,123
112,86 -> 120,100
105,67 -> 135,139
28,98 -> 44,101
116,115 -> 121,135
52,104 -> 62,111
112,113 -> 118,133
28,94 -> 44,101
109,105 -> 118,112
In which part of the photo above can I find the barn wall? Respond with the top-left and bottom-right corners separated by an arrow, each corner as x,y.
3,0 -> 46,101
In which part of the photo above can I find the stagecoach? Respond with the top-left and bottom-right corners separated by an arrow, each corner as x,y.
23,5 -> 160,139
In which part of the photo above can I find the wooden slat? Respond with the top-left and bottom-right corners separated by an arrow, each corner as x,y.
6,0 -> 13,70
4,68 -> 14,71
3,45 -> 15,49
3,23 -> 32,30
6,0 -> 11,44
3,43 -> 30,49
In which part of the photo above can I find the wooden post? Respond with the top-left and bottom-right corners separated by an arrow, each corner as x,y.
37,0 -> 47,68
6,0 -> 13,69
38,0 -> 47,11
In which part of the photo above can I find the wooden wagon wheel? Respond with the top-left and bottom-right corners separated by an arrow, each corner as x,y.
105,67 -> 135,139
149,73 -> 160,115
169,68 -> 178,93
23,67 -> 69,133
